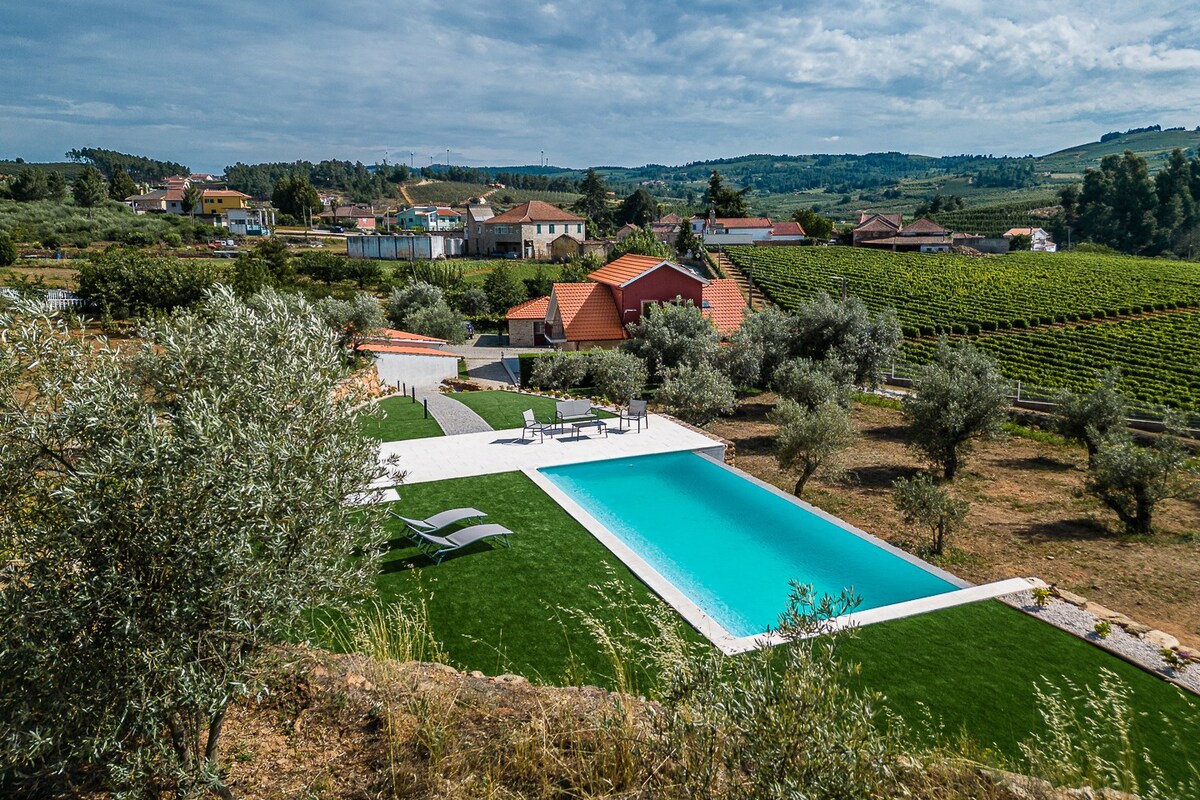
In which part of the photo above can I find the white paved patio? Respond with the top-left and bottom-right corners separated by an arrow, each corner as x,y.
376,414 -> 725,485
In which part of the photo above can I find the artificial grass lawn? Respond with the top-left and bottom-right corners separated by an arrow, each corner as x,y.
445,390 -> 615,432
358,395 -> 444,442
372,470 -> 1199,786
375,470 -> 682,685
842,601 -> 1200,784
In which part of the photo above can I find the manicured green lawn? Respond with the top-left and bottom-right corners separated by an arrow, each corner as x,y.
358,395 -> 444,442
842,601 -> 1200,784
446,390 -> 615,431
369,470 -> 1199,787
375,470 -> 679,685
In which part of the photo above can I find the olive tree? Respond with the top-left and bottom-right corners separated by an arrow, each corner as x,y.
587,348 -> 648,402
656,360 -> 736,426
772,357 -> 854,411
314,290 -> 385,350
623,300 -> 719,377
903,341 -> 1009,480
726,306 -> 796,388
1086,428 -> 1195,536
770,399 -> 856,496
792,291 -> 901,386
0,288 -> 392,797
892,474 -> 969,555
1054,368 -> 1128,466
530,351 -> 590,391
386,279 -> 444,328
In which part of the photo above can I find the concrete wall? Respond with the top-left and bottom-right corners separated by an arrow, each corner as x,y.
372,352 -> 459,388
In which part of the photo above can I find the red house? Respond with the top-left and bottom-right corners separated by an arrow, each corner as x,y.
510,254 -> 746,350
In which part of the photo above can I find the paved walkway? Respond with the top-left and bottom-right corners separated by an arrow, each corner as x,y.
415,389 -> 493,435
376,414 -> 725,485
443,336 -> 545,387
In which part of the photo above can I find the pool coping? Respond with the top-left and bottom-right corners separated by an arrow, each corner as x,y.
524,452 -> 1035,655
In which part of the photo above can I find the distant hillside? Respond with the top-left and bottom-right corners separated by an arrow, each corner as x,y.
1036,128 -> 1200,176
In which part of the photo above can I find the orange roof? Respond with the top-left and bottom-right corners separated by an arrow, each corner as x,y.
506,295 -> 550,320
551,283 -> 625,341
587,254 -> 670,286
375,328 -> 447,344
702,279 -> 747,334
355,343 -> 458,358
771,221 -> 806,236
488,200 -> 583,224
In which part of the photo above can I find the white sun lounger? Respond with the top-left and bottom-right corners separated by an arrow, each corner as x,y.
413,523 -> 514,563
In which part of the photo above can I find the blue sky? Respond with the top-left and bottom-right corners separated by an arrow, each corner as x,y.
3,1 -> 1199,172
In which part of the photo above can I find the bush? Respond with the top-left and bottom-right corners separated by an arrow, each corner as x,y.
656,361 -> 736,426
529,351 -> 589,391
892,473 -> 969,555
387,280 -> 444,329
587,349 -> 648,402
623,300 -> 719,377
77,247 -> 226,317
406,303 -> 467,344
0,231 -> 16,267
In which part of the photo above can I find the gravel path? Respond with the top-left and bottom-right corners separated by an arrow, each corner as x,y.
415,389 -> 493,435
1002,590 -> 1199,696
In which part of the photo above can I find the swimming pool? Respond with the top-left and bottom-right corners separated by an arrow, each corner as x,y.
537,450 -> 980,649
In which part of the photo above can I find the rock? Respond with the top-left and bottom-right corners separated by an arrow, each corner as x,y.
345,673 -> 374,690
495,673 -> 528,685
1123,621 -> 1152,636
312,666 -> 329,679
1142,629 -> 1180,650
1108,613 -> 1137,628
1085,602 -> 1119,621
470,670 -> 486,679
1054,589 -> 1089,607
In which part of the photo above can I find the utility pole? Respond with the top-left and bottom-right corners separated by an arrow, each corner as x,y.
446,148 -> 450,167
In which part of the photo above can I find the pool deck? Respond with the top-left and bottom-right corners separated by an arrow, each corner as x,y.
376,413 -> 725,486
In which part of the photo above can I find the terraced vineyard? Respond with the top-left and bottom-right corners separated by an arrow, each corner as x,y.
729,247 -> 1200,337
902,312 -> 1200,412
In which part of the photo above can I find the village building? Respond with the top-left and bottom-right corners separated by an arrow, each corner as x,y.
396,206 -> 462,231
506,253 -> 747,351
479,200 -> 585,258
1004,227 -> 1058,252
463,202 -> 495,255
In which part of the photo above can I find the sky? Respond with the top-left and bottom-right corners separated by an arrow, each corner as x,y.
3,1 -> 1200,173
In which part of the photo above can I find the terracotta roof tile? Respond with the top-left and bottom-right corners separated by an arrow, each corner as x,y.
771,221 -> 807,236
900,218 -> 949,235
709,217 -> 773,229
552,283 -> 625,341
857,212 -> 902,227
488,200 -> 583,224
373,329 -> 448,344
506,296 -> 550,320
854,217 -> 901,233
355,343 -> 458,358
702,279 -> 747,334
587,254 -> 670,286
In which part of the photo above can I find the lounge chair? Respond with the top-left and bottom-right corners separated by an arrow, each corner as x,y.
555,399 -> 596,433
413,523 -> 513,563
522,408 -> 554,443
619,398 -> 649,432
388,507 -> 487,536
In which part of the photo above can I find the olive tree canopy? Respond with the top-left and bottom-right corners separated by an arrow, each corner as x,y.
0,287 -> 394,796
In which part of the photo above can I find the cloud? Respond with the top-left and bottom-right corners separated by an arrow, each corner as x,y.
1,1 -> 1198,171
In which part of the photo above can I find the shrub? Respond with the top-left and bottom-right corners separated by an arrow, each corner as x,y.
77,247 -> 225,317
529,351 -> 589,391
892,473 -> 969,555
0,231 -> 16,266
587,349 -> 647,402
406,303 -> 467,344
656,361 -> 736,426
387,280 -> 444,329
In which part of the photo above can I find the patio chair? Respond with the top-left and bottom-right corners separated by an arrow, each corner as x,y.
413,523 -> 514,563
555,399 -> 596,433
522,408 -> 555,442
388,507 -> 487,537
619,398 -> 649,432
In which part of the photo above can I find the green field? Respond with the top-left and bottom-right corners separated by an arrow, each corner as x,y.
903,311 -> 1200,411
357,395 -> 445,442
730,246 -> 1200,337
446,390 -> 615,430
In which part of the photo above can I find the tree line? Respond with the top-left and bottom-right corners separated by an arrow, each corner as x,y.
224,160 -> 411,201
1057,148 -> 1200,256
65,147 -> 189,182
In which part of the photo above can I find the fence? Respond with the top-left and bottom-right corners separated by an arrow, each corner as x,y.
881,361 -> 1200,435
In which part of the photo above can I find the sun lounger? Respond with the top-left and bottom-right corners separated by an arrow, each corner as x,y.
388,507 -> 487,536
413,523 -> 514,563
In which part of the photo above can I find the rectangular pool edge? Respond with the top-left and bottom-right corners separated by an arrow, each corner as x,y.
526,455 -> 1035,655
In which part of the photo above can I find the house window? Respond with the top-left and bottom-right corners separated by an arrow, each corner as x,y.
549,224 -> 555,234
576,224 -> 582,233
536,224 -> 542,234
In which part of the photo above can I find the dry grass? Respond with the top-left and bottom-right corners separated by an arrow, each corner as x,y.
710,394 -> 1200,649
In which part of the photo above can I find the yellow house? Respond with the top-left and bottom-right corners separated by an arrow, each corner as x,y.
200,189 -> 251,215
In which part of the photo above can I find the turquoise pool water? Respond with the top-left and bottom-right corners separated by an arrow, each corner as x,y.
540,451 -> 959,638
